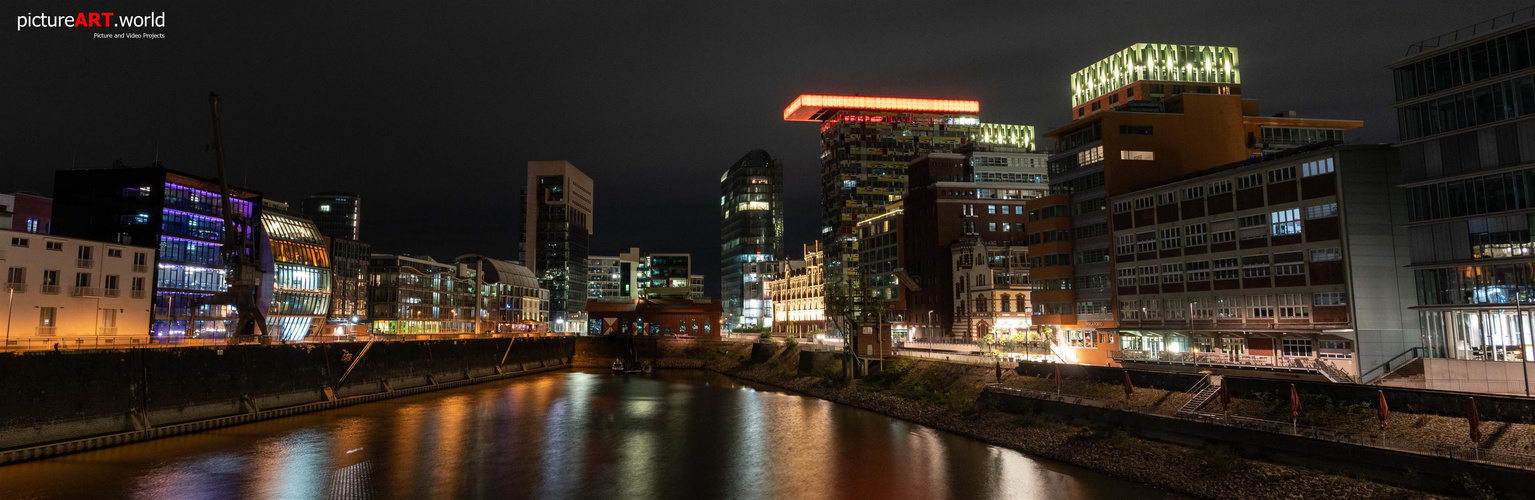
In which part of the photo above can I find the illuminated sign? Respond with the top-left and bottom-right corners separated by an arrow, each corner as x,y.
1070,44 -> 1240,107
784,94 -> 980,121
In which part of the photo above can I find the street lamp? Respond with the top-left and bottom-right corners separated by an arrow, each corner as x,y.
4,287 -> 14,350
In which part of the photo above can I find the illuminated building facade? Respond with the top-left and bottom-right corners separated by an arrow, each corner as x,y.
738,259 -> 789,329
1107,144 -> 1414,383
587,255 -> 625,298
523,161 -> 594,333
586,297 -> 723,340
769,241 -> 822,336
367,254 -> 475,334
783,94 -> 982,290
52,167 -> 261,339
258,201 -> 332,341
720,149 -> 785,327
1392,12 -> 1535,394
300,192 -> 368,334
1,229 -> 155,346
858,201 -> 905,334
1029,45 -> 1364,365
1071,44 -> 1242,119
456,254 -> 550,334
952,240 -> 1032,345
903,153 -> 1046,340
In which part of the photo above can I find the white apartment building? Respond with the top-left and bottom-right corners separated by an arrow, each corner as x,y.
1,229 -> 155,349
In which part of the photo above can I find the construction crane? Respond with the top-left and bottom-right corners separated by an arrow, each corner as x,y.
194,91 -> 270,344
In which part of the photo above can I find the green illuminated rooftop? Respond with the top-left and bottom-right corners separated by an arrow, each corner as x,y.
1071,43 -> 1240,107
977,123 -> 1035,150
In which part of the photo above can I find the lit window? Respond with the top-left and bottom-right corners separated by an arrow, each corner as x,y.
1120,150 -> 1154,161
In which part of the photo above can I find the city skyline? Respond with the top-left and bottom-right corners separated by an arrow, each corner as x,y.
4,1 -> 1528,298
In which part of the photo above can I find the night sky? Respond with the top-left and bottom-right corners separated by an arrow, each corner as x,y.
4,1 -> 1527,297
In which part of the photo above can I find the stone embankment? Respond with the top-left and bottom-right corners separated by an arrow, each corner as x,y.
709,342 -> 1458,500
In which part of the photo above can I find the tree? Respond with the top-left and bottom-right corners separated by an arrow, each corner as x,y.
823,270 -> 883,380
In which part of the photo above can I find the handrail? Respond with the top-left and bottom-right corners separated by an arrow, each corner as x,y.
1404,6 -> 1535,57
1359,346 -> 1427,383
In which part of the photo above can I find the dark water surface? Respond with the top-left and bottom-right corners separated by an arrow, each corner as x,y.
0,369 -> 1177,499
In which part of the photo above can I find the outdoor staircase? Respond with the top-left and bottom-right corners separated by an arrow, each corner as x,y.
1375,357 -> 1427,389
1177,376 -> 1221,415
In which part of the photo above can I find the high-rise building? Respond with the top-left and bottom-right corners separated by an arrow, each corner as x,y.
257,200 -> 332,342
1391,10 -> 1535,394
1069,43 -> 1241,120
719,149 -> 785,328
783,94 -> 983,288
300,192 -> 361,241
51,166 -> 262,339
523,161 -> 594,333
1026,44 -> 1364,365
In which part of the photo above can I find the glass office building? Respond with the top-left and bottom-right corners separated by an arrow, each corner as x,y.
259,202 -> 332,341
720,149 -> 785,328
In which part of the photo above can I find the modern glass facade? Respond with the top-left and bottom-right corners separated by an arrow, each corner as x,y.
720,149 -> 785,328
368,254 -> 475,334
1395,16 -> 1535,365
259,205 -> 332,341
1070,44 -> 1240,107
524,161 -> 594,332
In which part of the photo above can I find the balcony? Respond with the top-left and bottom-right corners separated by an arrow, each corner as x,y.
99,327 -> 118,335
131,289 -> 147,299
5,282 -> 24,293
70,287 -> 103,297
77,258 -> 94,269
105,288 -> 121,298
1111,349 -> 1357,383
40,284 -> 60,294
36,326 -> 56,336
133,264 -> 148,273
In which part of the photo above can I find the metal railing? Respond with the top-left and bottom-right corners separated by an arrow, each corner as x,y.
1405,6 -> 1535,56
1112,349 -> 1347,374
70,287 -> 103,297
104,288 -> 120,298
130,289 -> 146,299
76,258 -> 94,269
40,284 -> 60,294
5,282 -> 25,293
35,327 -> 57,336
133,264 -> 148,273
99,327 -> 118,335
1359,346 -> 1427,383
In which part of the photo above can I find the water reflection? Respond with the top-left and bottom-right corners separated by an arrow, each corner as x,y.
0,369 -> 1177,500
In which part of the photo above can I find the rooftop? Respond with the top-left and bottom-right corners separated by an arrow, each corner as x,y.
783,94 -> 979,122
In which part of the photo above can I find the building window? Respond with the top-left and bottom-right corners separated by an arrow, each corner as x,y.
1314,292 -> 1347,306
1185,261 -> 1210,282
1247,295 -> 1275,319
1162,263 -> 1184,283
1268,166 -> 1297,184
1119,125 -> 1153,135
1238,214 -> 1270,240
1184,185 -> 1204,200
1117,268 -> 1137,287
1184,223 -> 1208,246
1115,234 -> 1134,255
6,267 -> 23,286
1209,180 -> 1233,195
1242,254 -> 1271,278
1213,258 -> 1239,280
1281,338 -> 1314,357
1306,203 -> 1338,219
11,237 -> 29,248
1302,158 -> 1335,177
1211,219 -> 1237,244
1278,294 -> 1310,318
1139,266 -> 1158,285
46,241 -> 63,251
1157,192 -> 1176,205
1236,173 -> 1263,190
1274,252 -> 1306,276
1113,201 -> 1132,214
39,307 -> 56,327
1160,227 -> 1181,249
988,222 -> 998,232
1134,196 -> 1154,210
1136,232 -> 1156,253
1001,205 -> 1011,215
1310,247 -> 1342,262
1271,208 -> 1301,236
1121,150 -> 1155,161
988,205 -> 997,215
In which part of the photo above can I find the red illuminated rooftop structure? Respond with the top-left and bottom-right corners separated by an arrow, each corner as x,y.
782,94 -> 980,121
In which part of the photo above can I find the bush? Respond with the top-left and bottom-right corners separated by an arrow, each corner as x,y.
758,331 -> 771,340
784,337 -> 797,349
1452,473 -> 1498,500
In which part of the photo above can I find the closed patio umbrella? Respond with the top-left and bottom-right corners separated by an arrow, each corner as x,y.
1122,371 -> 1134,400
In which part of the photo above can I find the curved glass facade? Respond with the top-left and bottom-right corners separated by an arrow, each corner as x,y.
259,207 -> 332,341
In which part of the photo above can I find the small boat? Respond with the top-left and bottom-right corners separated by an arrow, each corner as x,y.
611,360 -> 626,374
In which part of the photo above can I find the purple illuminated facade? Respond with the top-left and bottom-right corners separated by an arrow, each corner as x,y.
52,167 -> 262,339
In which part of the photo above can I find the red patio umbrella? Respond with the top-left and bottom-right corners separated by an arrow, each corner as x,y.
1122,371 -> 1134,400
1054,364 -> 1063,394
1289,384 -> 1301,433
1376,390 -> 1389,433
1468,397 -> 1482,444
